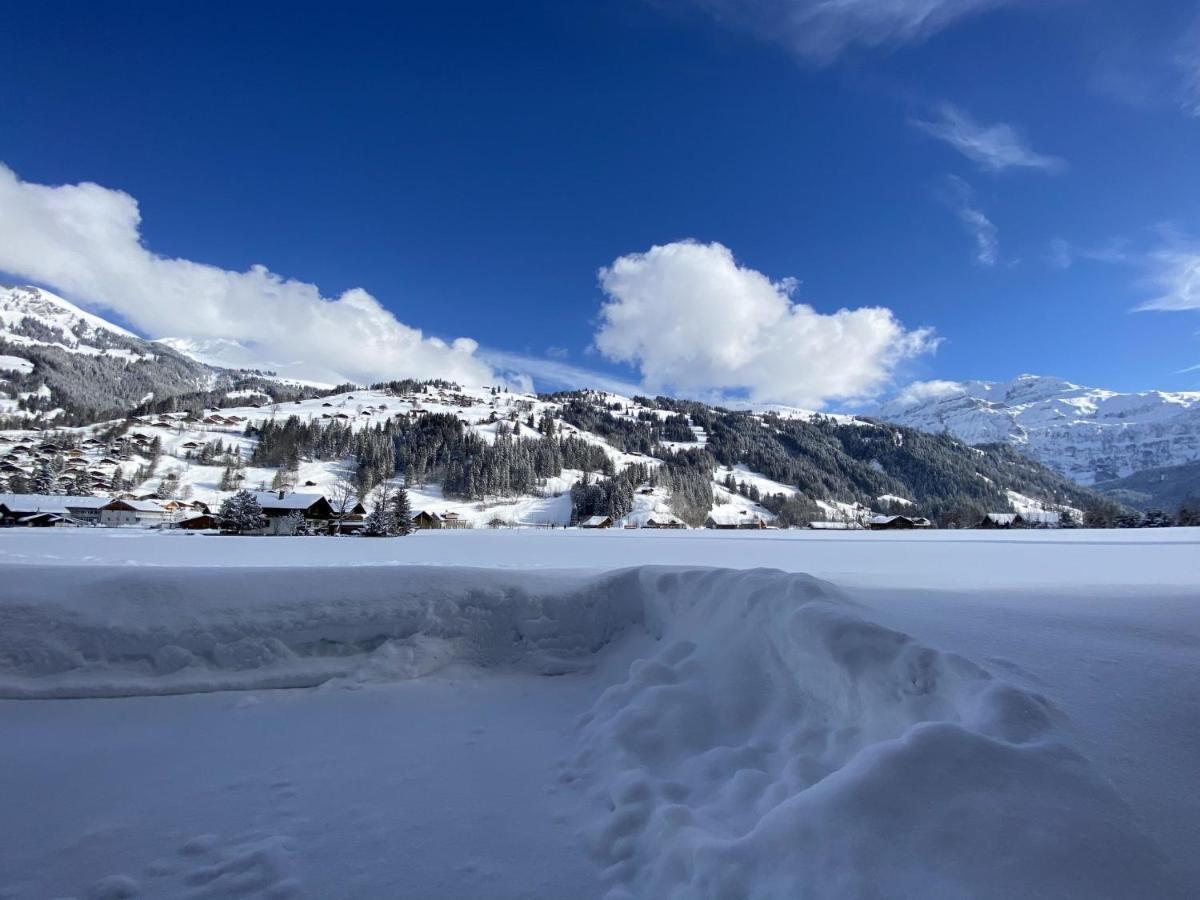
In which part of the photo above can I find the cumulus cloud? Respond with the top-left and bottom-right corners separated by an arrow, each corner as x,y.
941,176 -> 998,266
593,240 -> 936,408
0,164 -> 494,386
677,0 -> 1007,64
911,103 -> 1065,173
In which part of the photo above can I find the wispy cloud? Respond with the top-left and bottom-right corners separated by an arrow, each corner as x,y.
1177,19 -> 1200,117
941,176 -> 998,266
479,348 -> 647,397
911,103 -> 1066,174
1136,241 -> 1200,312
667,0 -> 1009,64
1047,236 -> 1131,269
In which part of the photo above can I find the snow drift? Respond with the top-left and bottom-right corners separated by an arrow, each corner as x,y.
0,563 -> 1185,897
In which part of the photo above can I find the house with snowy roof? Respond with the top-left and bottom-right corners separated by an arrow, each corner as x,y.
0,494 -> 109,526
868,514 -> 931,531
100,498 -> 168,527
704,510 -> 766,530
643,514 -> 687,529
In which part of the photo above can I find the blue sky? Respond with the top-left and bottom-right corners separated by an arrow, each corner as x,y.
2,0 -> 1199,405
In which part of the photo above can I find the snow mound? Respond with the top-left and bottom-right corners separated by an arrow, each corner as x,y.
570,567 -> 1183,899
0,563 -> 1182,896
0,565 -> 642,698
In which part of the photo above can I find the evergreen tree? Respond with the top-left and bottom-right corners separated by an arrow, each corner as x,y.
217,490 -> 268,534
363,487 -> 395,537
32,462 -> 55,495
392,487 -> 414,536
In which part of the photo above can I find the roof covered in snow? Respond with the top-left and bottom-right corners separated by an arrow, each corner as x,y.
250,491 -> 328,511
0,494 -> 110,514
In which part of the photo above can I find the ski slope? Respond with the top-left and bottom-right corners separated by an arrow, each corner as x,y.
1,528 -> 1197,898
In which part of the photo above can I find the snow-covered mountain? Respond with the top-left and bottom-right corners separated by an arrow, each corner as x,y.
0,285 -> 218,424
874,375 -> 1200,484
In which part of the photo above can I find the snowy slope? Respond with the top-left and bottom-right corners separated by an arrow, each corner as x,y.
0,284 -> 138,344
0,285 -> 217,424
875,374 -> 1200,484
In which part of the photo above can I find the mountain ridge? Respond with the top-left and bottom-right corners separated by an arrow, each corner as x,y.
873,374 -> 1200,484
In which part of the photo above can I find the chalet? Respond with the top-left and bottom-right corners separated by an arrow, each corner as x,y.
704,510 -> 767,530
580,515 -> 613,529
414,511 -> 443,530
100,499 -> 168,527
250,490 -> 337,535
177,513 -> 220,530
868,515 -> 931,531
0,494 -> 109,525
13,511 -> 80,528
180,441 -> 202,450
643,515 -> 687,529
440,511 -> 469,530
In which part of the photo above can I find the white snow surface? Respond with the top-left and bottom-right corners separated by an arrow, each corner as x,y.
1,529 -> 1197,898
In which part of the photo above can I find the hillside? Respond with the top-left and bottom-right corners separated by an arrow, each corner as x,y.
1096,459 -> 1200,513
0,285 -> 340,428
0,376 -> 1101,528
874,374 -> 1200,484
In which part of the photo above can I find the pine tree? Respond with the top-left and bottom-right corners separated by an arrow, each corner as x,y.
393,487 -> 414,536
363,488 -> 395,537
32,462 -> 54,495
217,490 -> 267,535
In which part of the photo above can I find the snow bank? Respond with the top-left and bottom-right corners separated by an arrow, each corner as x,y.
0,562 -> 1184,896
0,565 -> 641,698
570,568 -> 1185,899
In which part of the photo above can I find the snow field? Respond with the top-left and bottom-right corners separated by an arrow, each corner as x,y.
2,545 -> 1194,897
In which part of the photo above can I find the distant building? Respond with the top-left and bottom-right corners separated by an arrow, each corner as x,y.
704,510 -> 767,530
249,490 -> 337,535
0,494 -> 109,526
100,499 -> 168,527
176,513 -> 220,530
413,511 -> 443,530
643,515 -> 687,529
868,515 -> 931,531
580,515 -> 613,529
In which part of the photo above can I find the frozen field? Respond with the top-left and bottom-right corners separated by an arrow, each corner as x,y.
1,528 -> 1198,898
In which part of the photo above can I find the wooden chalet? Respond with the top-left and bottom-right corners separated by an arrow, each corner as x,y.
868,515 -> 931,531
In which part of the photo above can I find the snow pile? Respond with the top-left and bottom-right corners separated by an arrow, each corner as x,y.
570,567 -> 1183,899
0,565 -> 642,698
0,560 -> 1186,896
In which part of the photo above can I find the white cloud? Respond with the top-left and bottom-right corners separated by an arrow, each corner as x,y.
545,345 -> 569,359
911,103 -> 1065,173
480,348 -> 647,397
889,379 -> 967,407
1136,243 -> 1200,312
1178,29 -> 1200,117
0,164 -> 495,387
679,0 -> 1007,64
592,240 -> 936,408
1047,236 -> 1131,270
941,176 -> 998,266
